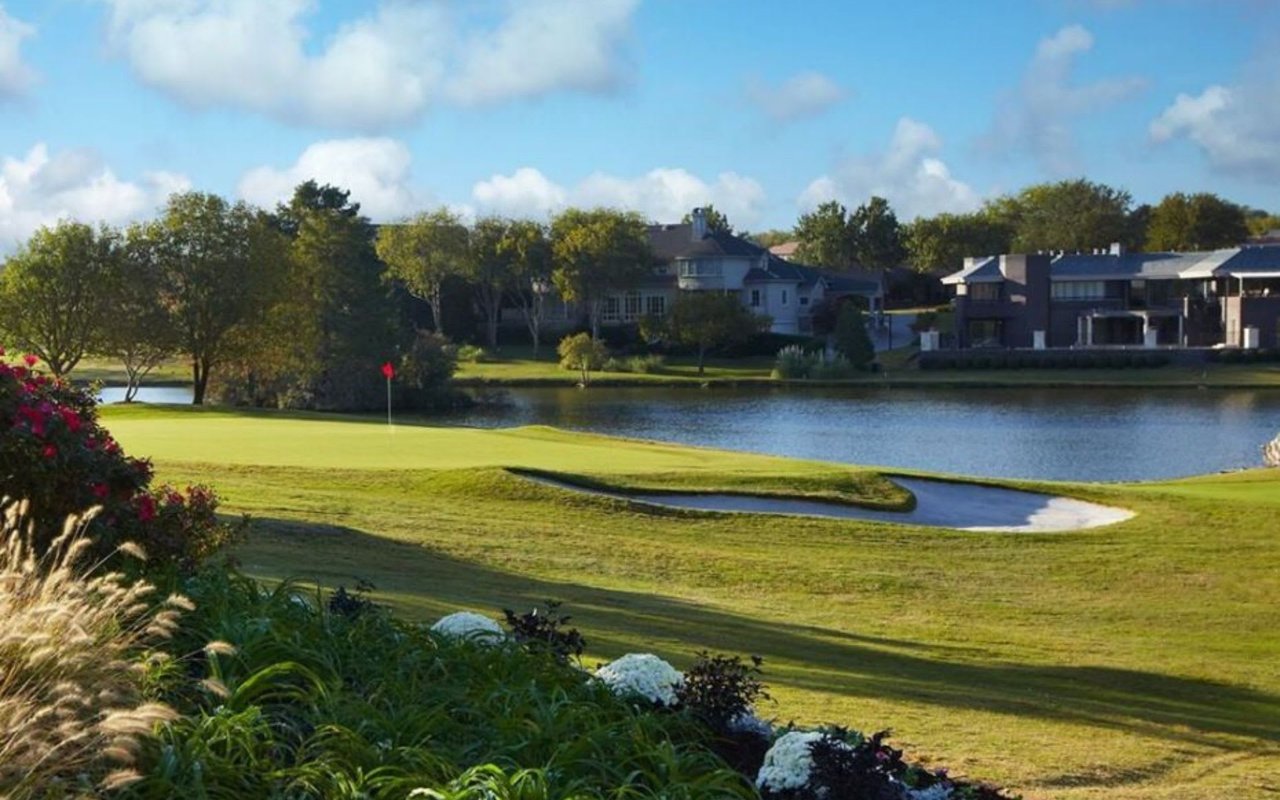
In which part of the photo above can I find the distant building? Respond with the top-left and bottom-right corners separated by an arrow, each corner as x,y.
942,242 -> 1280,349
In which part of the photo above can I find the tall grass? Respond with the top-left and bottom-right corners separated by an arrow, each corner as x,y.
0,500 -> 185,798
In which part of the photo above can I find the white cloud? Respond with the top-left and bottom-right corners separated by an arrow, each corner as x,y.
97,0 -> 639,129
0,5 -> 36,98
237,138 -> 419,220
799,118 -> 980,220
982,24 -> 1145,175
0,143 -> 189,252
472,167 -> 768,227
448,0 -> 637,106
745,71 -> 847,122
1149,51 -> 1280,181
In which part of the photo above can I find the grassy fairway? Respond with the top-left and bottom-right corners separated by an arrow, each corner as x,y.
102,405 -> 1280,800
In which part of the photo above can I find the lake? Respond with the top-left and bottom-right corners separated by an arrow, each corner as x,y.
449,386 -> 1280,482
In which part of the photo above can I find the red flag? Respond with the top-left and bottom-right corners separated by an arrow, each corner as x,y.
381,361 -> 395,379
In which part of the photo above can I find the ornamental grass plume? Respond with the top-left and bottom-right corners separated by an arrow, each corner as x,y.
1264,431 -> 1280,468
0,499 -> 184,798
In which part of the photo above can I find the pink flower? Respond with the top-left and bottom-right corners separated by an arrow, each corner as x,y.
91,483 -> 110,500
135,494 -> 156,523
41,444 -> 57,459
59,408 -> 82,433
22,354 -> 37,367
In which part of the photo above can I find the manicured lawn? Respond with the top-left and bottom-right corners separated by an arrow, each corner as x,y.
457,345 -> 777,385
101,404 -> 1280,799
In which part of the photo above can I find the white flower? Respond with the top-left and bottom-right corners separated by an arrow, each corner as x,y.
906,785 -> 953,800
594,653 -> 684,705
429,611 -> 505,644
756,730 -> 825,792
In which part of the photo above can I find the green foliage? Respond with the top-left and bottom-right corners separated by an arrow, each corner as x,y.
0,221 -> 121,377
832,306 -> 874,369
398,331 -> 460,409
904,212 -> 1014,273
986,179 -> 1134,253
455,344 -> 491,364
849,196 -> 906,270
794,201 -> 855,268
377,208 -> 470,337
550,209 -> 652,339
103,228 -> 181,402
556,333 -> 607,385
677,653 -> 769,731
1245,210 -> 1280,237
747,229 -> 795,249
771,345 -> 821,379
500,220 -> 554,357
502,601 -> 586,665
657,292 -> 769,374
680,205 -> 733,234
1146,192 -> 1250,251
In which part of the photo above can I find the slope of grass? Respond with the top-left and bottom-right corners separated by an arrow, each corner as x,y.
101,405 -> 1280,800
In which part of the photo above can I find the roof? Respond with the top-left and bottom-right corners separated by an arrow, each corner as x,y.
647,224 -> 762,260
943,245 -> 1280,284
768,241 -> 801,258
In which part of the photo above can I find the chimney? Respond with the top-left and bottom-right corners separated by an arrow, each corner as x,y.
690,207 -> 707,241
1109,242 -> 1124,256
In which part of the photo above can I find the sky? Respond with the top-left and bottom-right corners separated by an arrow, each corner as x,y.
0,0 -> 1278,252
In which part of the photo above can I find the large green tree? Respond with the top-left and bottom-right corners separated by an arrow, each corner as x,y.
656,292 -> 767,374
1245,209 -> 1280,237
849,196 -> 906,270
793,201 -> 855,268
142,192 -> 281,405
467,217 -> 517,349
987,179 -> 1133,253
1146,192 -> 1249,251
500,220 -> 554,357
101,226 -> 181,401
904,212 -> 1014,273
680,205 -> 733,234
0,222 -> 120,377
376,208 -> 469,337
550,208 -> 652,340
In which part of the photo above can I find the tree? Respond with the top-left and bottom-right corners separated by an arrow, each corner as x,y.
143,192 -> 278,405
748,229 -> 795,249
557,332 -> 607,385
1245,209 -> 1280,237
849,196 -> 906,270
550,208 -> 652,340
0,222 -> 120,377
467,217 -> 517,349
502,220 -> 554,357
100,227 -> 180,402
658,292 -> 768,375
681,204 -> 733,234
1146,192 -> 1249,251
833,304 -> 874,369
376,208 -> 469,337
793,201 -> 855,268
903,212 -> 1013,273
986,179 -> 1133,252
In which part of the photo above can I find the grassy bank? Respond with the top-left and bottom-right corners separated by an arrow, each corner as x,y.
100,405 -> 1280,800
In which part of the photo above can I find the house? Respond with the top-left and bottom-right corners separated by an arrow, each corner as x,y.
506,209 -> 883,336
942,242 -> 1280,349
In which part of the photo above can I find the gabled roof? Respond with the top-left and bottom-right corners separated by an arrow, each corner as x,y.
647,224 -> 763,260
943,245 -> 1280,284
941,256 -> 1001,284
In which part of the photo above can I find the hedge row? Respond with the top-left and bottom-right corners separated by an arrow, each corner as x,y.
919,350 -> 1171,370
1208,348 -> 1280,364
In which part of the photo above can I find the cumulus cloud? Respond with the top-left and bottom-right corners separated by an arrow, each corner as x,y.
96,0 -> 639,129
981,24 -> 1145,175
0,5 -> 36,98
0,143 -> 189,252
472,167 -> 768,227
1149,50 -> 1280,181
799,118 -> 980,220
237,138 -> 419,220
745,71 -> 847,122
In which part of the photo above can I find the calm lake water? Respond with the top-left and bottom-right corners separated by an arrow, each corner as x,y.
449,386 -> 1280,482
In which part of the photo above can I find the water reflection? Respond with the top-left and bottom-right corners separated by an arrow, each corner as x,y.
450,387 -> 1280,482
97,386 -> 194,405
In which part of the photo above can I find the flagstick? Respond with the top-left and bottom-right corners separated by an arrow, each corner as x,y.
386,374 -> 392,427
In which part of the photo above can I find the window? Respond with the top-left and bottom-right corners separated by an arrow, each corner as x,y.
624,292 -> 642,319
749,289 -> 761,308
602,296 -> 620,322
969,282 -> 1002,301
781,290 -> 788,305
800,296 -> 809,306
646,295 -> 666,318
1051,281 -> 1106,301
677,260 -> 722,278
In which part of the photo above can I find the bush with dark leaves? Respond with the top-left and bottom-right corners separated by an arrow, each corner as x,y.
502,600 -> 586,664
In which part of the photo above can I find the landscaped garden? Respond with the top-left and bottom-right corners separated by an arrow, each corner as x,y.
87,400 -> 1280,799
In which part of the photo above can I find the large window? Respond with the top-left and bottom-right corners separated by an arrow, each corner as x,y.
646,295 -> 666,318
624,292 -> 642,319
1051,281 -> 1106,301
677,260 -> 722,278
969,282 -> 1002,301
602,296 -> 620,322
749,289 -> 761,308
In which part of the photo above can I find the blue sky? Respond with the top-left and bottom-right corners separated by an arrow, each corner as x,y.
0,0 -> 1277,250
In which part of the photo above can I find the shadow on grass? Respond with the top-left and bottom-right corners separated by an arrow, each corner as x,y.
240,517 -> 1280,749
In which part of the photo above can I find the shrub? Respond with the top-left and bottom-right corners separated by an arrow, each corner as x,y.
455,344 -> 491,364
811,354 -> 857,380
557,333 -> 607,385
677,652 -> 769,732
626,354 -> 666,374
594,653 -> 684,706
502,601 -> 586,664
0,504 -> 185,796
833,306 -> 875,369
0,350 -> 242,566
772,345 -> 820,380
601,356 -> 626,373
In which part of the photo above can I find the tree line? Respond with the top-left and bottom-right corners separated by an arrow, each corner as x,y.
752,180 -> 1277,274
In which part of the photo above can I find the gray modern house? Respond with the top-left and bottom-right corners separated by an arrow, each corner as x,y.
942,243 -> 1280,350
